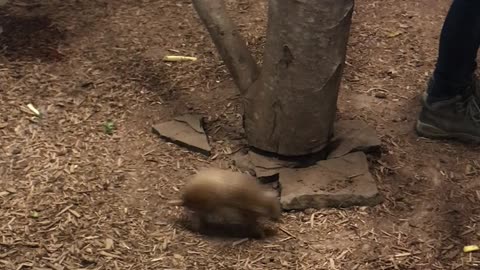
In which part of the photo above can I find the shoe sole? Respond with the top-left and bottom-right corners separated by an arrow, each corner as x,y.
415,120 -> 480,144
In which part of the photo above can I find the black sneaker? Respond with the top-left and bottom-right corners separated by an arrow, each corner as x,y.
420,76 -> 480,105
416,90 -> 480,143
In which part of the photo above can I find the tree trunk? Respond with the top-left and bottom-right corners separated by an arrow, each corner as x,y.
193,0 -> 354,156
192,0 -> 260,94
244,0 -> 354,156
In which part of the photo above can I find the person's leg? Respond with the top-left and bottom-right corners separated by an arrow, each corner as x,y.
416,0 -> 480,142
428,0 -> 480,101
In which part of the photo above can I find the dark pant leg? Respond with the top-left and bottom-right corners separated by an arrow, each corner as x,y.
429,0 -> 480,99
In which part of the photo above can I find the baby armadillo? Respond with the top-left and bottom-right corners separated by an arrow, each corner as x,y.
170,167 -> 282,237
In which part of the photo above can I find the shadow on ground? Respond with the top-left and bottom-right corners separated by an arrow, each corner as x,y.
0,14 -> 66,62
174,215 -> 279,240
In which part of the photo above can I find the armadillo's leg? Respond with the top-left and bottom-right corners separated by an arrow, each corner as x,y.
240,210 -> 265,239
190,211 -> 209,233
250,221 -> 265,239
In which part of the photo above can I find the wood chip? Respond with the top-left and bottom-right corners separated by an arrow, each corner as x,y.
0,250 -> 15,259
68,209 -> 81,218
99,251 -> 122,259
105,238 -> 114,250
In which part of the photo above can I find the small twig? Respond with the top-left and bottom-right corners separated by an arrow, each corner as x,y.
56,204 -> 74,217
0,250 -> 15,259
279,226 -> 297,239
232,238 -> 249,247
347,173 -> 363,179
100,251 -> 122,259
250,255 -> 264,264
393,251 -> 422,258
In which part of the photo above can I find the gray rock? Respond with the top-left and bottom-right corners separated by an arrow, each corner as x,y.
248,151 -> 298,178
279,151 -> 382,210
232,152 -> 255,174
174,115 -> 205,133
152,114 -> 211,156
327,120 -> 381,159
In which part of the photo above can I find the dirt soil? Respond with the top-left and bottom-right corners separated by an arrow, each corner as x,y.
1,0 -> 480,269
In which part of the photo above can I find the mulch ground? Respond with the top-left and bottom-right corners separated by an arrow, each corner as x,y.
1,0 -> 479,269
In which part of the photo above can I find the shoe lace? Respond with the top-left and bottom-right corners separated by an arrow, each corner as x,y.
459,95 -> 480,124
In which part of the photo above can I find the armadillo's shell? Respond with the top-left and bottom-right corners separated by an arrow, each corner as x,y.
181,168 -> 271,216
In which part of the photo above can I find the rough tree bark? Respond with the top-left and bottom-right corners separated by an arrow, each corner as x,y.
192,0 -> 354,156
192,0 -> 259,94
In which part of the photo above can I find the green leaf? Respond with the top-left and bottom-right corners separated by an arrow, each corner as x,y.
104,120 -> 115,135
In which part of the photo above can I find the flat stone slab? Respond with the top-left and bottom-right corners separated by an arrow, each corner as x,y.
279,151 -> 382,210
152,114 -> 211,156
232,152 -> 255,174
327,120 -> 381,159
248,151 -> 298,178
